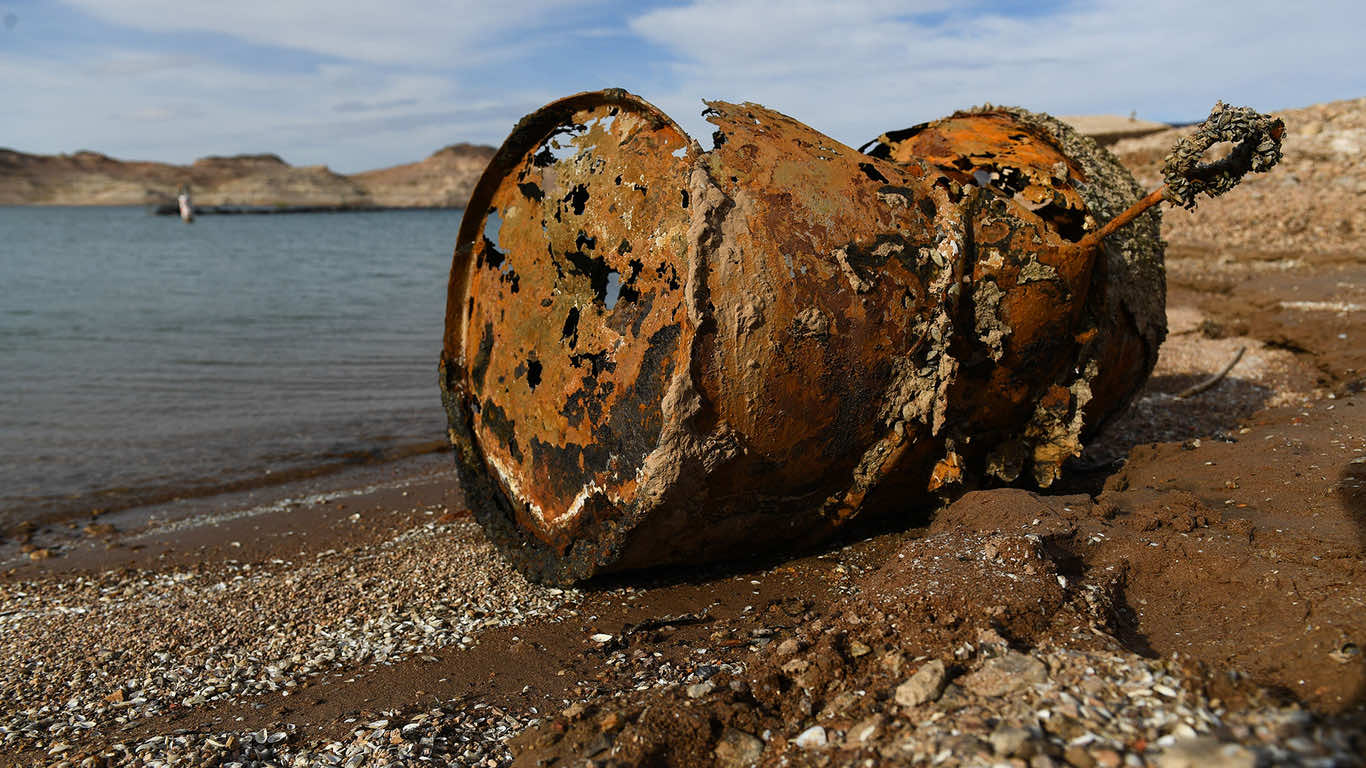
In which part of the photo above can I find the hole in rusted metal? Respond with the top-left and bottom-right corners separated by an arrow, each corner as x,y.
996,166 -> 1029,196
482,244 -> 505,271
483,209 -> 504,249
858,162 -> 889,183
526,358 -> 542,391
569,350 -> 613,376
565,249 -> 613,305
655,262 -> 680,291
561,307 -> 580,349
518,182 -> 544,201
605,271 -> 622,310
1033,202 -> 1088,243
620,259 -> 643,306
565,184 -> 589,215
539,124 -> 587,166
861,141 -> 890,158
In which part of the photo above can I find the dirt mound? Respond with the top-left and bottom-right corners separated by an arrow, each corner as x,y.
209,162 -> 373,208
1111,98 -> 1365,260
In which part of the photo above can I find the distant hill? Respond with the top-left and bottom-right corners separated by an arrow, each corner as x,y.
0,143 -> 496,208
350,143 -> 496,208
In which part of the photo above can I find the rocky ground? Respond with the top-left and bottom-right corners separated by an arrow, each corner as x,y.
1,98 -> 1363,767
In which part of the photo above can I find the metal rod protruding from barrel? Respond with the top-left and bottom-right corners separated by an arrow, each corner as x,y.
1079,102 -> 1285,250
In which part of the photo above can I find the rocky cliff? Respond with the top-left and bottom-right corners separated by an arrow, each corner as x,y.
0,143 -> 495,208
349,143 -> 494,208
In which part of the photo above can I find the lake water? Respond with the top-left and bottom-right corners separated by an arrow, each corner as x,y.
0,206 -> 463,527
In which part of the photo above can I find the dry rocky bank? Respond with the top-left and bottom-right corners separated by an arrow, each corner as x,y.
0,143 -> 495,209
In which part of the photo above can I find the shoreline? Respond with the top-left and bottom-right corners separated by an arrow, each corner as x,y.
2,447 -> 455,571
146,203 -> 468,216
1,377 -> 1361,766
2,233 -> 1363,765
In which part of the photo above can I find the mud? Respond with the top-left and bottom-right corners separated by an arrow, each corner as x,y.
511,388 -> 1365,766
504,205 -> 1366,765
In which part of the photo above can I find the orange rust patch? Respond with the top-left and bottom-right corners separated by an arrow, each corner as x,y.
869,111 -> 1092,243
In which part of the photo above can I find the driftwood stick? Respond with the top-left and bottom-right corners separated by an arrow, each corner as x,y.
1176,346 -> 1247,399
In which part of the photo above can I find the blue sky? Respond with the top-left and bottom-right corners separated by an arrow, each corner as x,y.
2,0 -> 1361,172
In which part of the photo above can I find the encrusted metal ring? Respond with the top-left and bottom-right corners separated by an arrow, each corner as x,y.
1162,101 -> 1284,209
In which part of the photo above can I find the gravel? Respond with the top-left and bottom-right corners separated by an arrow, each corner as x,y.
0,508 -> 579,765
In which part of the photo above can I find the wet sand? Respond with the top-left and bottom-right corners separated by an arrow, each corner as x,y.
2,248 -> 1363,766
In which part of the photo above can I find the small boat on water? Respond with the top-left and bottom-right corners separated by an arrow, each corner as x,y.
177,185 -> 194,222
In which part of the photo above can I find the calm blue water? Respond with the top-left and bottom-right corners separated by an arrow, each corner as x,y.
0,206 -> 462,525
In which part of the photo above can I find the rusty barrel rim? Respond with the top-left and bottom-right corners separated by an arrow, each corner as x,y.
445,88 -> 698,364
442,89 -> 701,583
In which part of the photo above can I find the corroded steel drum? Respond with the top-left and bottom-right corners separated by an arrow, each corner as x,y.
858,107 -> 1167,485
439,89 -> 1273,583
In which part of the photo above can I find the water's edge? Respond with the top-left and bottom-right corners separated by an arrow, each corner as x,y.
1,206 -> 464,530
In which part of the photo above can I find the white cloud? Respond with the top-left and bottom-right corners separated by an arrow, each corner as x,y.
1,0 -> 617,169
7,1 -> 1361,173
91,51 -> 200,76
2,48 -> 525,171
58,0 -> 598,65
333,97 -> 420,114
127,104 -> 206,122
628,0 -> 1364,149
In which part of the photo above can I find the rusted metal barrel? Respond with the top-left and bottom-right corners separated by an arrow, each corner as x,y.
440,90 -> 1282,583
